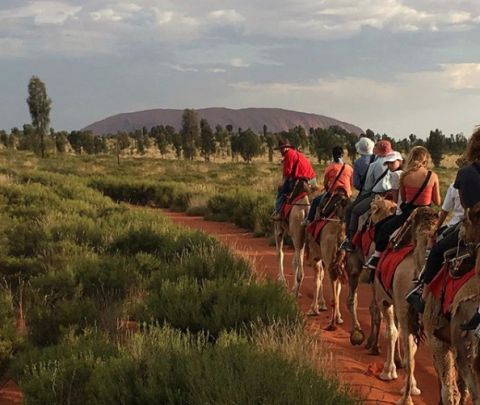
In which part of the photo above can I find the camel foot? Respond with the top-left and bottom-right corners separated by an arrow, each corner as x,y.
278,276 -> 287,286
350,329 -> 365,346
335,316 -> 344,325
400,386 -> 421,396
368,346 -> 381,356
324,324 -> 337,331
365,336 -> 374,350
318,302 -> 328,312
307,308 -> 320,316
379,368 -> 398,381
395,397 -> 414,405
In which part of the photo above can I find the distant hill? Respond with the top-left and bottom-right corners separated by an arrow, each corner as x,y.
83,108 -> 363,136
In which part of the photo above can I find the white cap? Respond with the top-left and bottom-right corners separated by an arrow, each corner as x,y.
355,137 -> 375,156
383,151 -> 403,164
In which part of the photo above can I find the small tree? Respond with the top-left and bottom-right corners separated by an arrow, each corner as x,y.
199,118 -> 216,161
181,109 -> 200,160
426,129 -> 445,167
26,76 -> 51,158
238,129 -> 261,162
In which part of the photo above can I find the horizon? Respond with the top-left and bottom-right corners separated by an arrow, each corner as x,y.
1,1 -> 479,139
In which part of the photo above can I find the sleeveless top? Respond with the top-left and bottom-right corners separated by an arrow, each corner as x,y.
403,185 -> 434,206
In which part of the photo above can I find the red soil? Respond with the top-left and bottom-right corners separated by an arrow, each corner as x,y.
164,211 -> 440,405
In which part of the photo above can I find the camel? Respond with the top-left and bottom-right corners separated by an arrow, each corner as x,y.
423,202 -> 480,405
374,207 -> 438,405
274,180 -> 312,297
306,191 -> 350,330
347,195 -> 397,353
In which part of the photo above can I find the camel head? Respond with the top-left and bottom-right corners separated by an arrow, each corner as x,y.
410,207 -> 438,247
463,202 -> 480,276
370,195 -> 397,224
464,202 -> 480,246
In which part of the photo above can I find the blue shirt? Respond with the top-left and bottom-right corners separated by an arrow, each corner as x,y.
353,154 -> 373,191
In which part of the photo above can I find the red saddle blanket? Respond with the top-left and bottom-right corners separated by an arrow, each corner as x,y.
281,192 -> 308,221
377,245 -> 415,291
306,219 -> 329,242
353,227 -> 375,257
428,264 -> 475,315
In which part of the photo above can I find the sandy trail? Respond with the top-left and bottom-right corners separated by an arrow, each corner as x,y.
164,211 -> 440,405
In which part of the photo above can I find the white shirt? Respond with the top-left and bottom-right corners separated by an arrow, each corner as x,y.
364,156 -> 392,194
389,170 -> 404,215
442,183 -> 464,226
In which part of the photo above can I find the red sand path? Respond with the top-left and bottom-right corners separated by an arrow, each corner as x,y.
164,211 -> 440,405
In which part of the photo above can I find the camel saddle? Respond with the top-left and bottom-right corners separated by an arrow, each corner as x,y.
428,258 -> 475,316
353,226 -> 375,257
377,245 -> 415,291
281,191 -> 308,222
306,216 -> 331,242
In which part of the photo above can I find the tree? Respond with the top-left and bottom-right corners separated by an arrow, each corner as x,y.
426,129 -> 446,167
27,76 -> 52,158
181,109 -> 200,160
238,129 -> 261,162
55,131 -> 68,153
199,118 -> 216,161
214,125 -> 229,158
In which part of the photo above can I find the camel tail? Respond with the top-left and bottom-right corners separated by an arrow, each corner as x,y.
407,304 -> 425,345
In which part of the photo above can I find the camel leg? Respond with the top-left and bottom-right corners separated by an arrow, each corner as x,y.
325,277 -> 339,331
397,331 -> 421,405
275,227 -> 286,286
347,269 -> 365,345
366,285 -> 382,355
335,279 -> 343,325
430,336 -> 459,405
454,333 -> 480,404
379,304 -> 398,381
308,260 -> 326,315
292,247 -> 305,298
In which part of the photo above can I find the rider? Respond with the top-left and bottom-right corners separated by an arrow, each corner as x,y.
271,140 -> 316,221
341,140 -> 393,251
366,146 -> 441,269
406,130 -> 480,317
411,128 -> 480,329
435,181 -> 464,236
302,146 -> 353,225
353,137 -> 375,192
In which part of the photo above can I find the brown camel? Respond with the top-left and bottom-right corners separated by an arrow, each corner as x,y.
374,207 -> 438,405
306,191 -> 350,330
274,180 -> 312,297
347,195 -> 397,353
423,203 -> 480,405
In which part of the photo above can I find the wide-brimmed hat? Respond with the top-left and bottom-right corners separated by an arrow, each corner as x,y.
374,140 -> 393,157
383,151 -> 403,164
355,137 -> 375,156
275,140 -> 294,150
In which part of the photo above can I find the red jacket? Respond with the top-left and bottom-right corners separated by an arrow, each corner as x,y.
283,149 -> 316,180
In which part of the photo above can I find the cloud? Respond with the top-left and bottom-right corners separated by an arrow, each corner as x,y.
208,68 -> 227,73
0,38 -> 24,58
91,9 -> 124,22
230,58 -> 250,68
208,9 -> 245,24
442,63 -> 480,90
171,65 -> 199,73
0,1 -> 81,25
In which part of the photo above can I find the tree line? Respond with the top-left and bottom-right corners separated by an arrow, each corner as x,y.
1,76 -> 468,166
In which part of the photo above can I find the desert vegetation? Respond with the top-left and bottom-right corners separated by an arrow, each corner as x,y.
0,151 -> 360,403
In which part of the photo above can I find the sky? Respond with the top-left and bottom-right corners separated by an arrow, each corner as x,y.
0,0 -> 479,139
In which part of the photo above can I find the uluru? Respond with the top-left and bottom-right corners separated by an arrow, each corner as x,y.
83,107 -> 363,135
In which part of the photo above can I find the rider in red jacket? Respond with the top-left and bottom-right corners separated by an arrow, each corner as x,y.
271,140 -> 316,220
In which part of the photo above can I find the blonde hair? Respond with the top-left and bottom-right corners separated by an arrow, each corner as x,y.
401,146 -> 430,181
464,127 -> 480,163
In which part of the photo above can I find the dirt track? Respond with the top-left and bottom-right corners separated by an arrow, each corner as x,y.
164,211 -> 440,405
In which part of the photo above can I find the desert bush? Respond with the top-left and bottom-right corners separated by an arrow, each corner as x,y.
18,327 -> 357,405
